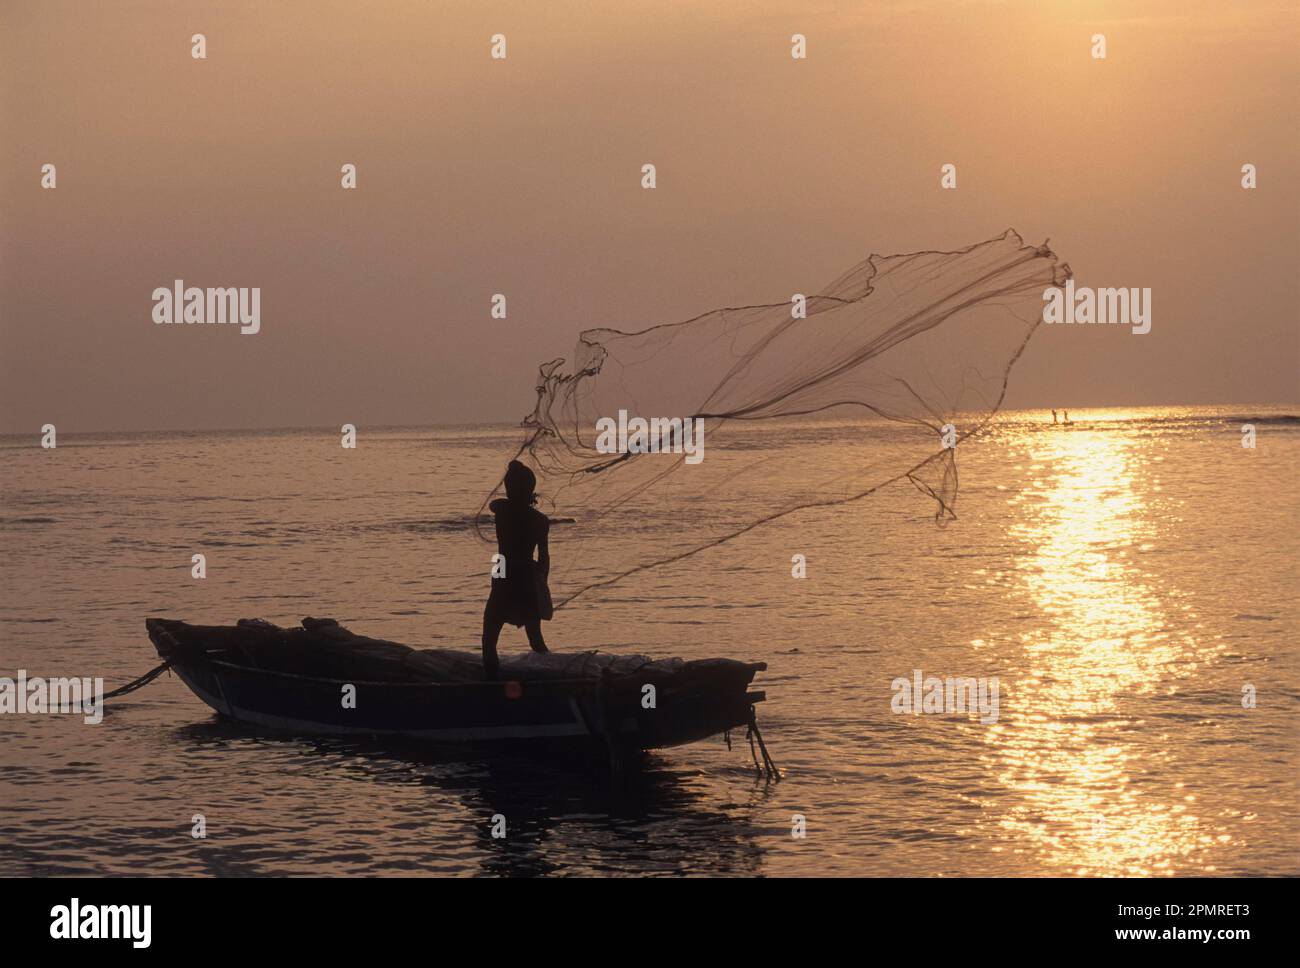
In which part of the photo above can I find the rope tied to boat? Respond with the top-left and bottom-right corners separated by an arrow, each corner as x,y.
745,705 -> 779,780
100,660 -> 174,702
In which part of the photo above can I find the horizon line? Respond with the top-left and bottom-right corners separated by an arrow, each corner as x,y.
3,399 -> 1297,439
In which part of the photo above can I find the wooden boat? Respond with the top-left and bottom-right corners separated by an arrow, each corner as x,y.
145,618 -> 770,765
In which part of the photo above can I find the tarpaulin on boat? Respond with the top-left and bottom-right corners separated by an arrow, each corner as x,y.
223,617 -> 689,683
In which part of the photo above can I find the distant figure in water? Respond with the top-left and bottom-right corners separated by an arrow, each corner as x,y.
482,460 -> 551,679
1063,410 -> 1071,424
1052,409 -> 1058,424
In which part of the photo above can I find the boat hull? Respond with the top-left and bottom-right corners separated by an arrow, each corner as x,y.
149,619 -> 766,753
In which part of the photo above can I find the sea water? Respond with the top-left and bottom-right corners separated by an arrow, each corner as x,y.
0,406 -> 1295,876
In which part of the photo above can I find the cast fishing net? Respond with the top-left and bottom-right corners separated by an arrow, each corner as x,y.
478,229 -> 1070,608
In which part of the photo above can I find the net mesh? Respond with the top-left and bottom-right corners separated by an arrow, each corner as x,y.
478,229 -> 1070,608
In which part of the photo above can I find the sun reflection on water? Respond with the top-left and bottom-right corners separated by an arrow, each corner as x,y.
983,426 -> 1224,875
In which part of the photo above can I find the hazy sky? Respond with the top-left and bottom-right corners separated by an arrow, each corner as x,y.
2,0 -> 1296,432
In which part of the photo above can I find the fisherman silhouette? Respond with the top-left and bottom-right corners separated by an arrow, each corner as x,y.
482,460 -> 552,680
1052,409 -> 1058,424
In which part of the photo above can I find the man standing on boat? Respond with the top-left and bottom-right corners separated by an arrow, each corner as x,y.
482,460 -> 552,679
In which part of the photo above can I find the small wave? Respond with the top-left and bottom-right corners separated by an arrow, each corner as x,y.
1223,415 -> 1300,425
366,516 -> 576,535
